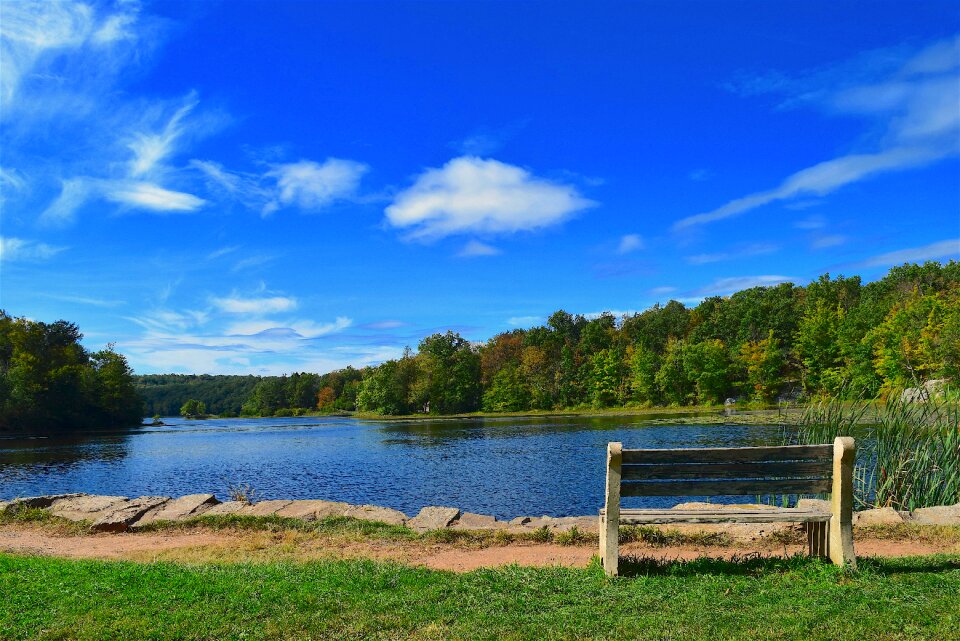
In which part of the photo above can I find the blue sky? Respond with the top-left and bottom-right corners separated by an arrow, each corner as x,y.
1,0 -> 959,375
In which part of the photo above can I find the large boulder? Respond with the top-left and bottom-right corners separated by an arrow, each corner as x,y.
49,495 -> 129,521
519,515 -> 598,532
275,500 -> 350,520
911,503 -> 960,525
90,496 -> 170,532
202,501 -> 248,516
237,500 -> 293,517
408,506 -> 461,532
3,493 -> 87,514
133,494 -> 220,527
342,504 -> 408,526
451,512 -> 510,530
854,507 -> 904,526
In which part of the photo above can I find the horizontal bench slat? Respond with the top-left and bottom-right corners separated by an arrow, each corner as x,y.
621,444 -> 833,465
621,460 -> 832,481
599,508 -> 830,524
621,477 -> 832,497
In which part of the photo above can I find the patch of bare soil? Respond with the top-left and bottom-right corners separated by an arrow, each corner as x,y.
1,524 -> 956,572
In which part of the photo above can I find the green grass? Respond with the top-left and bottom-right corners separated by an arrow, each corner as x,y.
1,553 -> 958,640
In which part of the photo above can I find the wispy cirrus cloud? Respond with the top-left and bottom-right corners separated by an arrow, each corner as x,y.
693,275 -> 799,296
858,239 -> 960,268
211,294 -> 298,314
685,242 -> 778,265
385,156 -> 596,241
0,236 -> 67,262
675,35 -> 960,231
617,234 -> 644,254
457,240 -> 501,257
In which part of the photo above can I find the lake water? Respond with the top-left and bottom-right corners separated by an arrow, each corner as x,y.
0,414 -> 792,519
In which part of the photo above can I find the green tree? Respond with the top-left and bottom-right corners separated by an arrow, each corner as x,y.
629,343 -> 659,404
482,364 -> 530,411
736,331 -> 785,403
655,338 -> 691,405
682,339 -> 730,405
179,399 -> 206,418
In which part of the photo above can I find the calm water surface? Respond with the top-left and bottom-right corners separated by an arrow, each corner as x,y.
0,414 -> 791,519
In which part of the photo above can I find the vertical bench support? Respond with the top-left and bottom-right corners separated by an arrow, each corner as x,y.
601,442 -> 622,577
829,436 -> 856,569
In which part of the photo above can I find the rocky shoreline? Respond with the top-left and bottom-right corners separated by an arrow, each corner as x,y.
2,493 -> 959,535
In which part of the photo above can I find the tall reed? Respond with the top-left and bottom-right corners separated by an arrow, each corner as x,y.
791,393 -> 960,510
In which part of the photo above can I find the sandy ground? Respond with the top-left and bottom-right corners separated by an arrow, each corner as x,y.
2,525 -> 956,572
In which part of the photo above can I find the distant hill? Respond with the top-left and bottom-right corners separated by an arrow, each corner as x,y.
135,374 -> 262,417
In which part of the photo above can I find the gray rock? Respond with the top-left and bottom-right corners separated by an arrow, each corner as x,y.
133,494 -> 219,527
407,506 -> 462,532
342,504 -> 408,526
911,503 -> 960,526
901,380 -> 949,404
275,500 -> 350,520
202,501 -> 248,516
90,496 -> 170,532
854,507 -> 904,526
49,495 -> 129,521
237,500 -> 293,517
451,512 -> 509,530
796,499 -> 831,513
509,516 -> 532,526
3,493 -> 87,514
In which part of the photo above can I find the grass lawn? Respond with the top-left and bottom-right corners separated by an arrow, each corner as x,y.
2,553 -> 958,640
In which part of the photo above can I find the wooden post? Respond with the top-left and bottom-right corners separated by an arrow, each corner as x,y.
806,521 -> 828,558
602,442 -> 622,577
829,436 -> 856,569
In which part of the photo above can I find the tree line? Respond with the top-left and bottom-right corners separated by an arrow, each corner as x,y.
137,260 -> 958,418
0,312 -> 143,431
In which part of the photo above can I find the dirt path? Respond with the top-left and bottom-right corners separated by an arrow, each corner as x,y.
2,525 -> 956,572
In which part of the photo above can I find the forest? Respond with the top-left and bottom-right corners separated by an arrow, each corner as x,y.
0,312 -> 143,431
137,261 -> 958,418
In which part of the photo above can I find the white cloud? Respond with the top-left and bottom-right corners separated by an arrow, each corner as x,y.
385,156 -> 596,240
211,295 -> 298,314
649,286 -> 677,296
206,245 -> 240,260
676,35 -> 960,231
685,242 -> 778,265
694,275 -> 798,296
0,236 -> 66,262
507,315 -> 543,327
617,234 -> 644,254
107,182 -> 206,212
457,240 -> 501,257
263,159 -> 368,215
859,239 -> 960,268
811,234 -> 847,250
794,215 -> 826,229
128,96 -> 197,178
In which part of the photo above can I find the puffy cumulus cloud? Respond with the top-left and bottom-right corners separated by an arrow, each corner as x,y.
263,159 -> 369,215
859,239 -> 960,268
676,35 -> 960,231
0,236 -> 67,262
385,156 -> 596,240
211,295 -> 298,314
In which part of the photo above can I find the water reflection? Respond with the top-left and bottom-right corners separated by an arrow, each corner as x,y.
1,414 -> 797,519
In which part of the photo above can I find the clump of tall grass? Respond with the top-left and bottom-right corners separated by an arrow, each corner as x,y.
792,391 -> 960,511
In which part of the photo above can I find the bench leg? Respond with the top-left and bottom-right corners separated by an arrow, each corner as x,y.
806,521 -> 829,558
602,513 -> 619,577
829,437 -> 857,569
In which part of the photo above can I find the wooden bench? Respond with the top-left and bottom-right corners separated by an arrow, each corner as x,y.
599,437 -> 856,576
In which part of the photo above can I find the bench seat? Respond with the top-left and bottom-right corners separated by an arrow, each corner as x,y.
599,507 -> 831,524
599,437 -> 856,576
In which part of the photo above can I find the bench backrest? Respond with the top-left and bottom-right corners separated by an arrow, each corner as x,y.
614,443 -> 835,497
